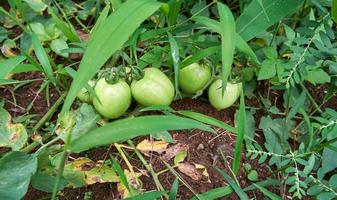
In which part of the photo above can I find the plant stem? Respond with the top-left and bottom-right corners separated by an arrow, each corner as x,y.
21,92 -> 66,153
127,140 -> 166,193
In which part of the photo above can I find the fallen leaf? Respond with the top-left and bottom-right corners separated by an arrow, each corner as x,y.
0,107 -> 27,150
177,162 -> 203,181
63,157 -> 119,187
162,143 -> 188,161
136,139 -> 169,154
195,164 -> 211,183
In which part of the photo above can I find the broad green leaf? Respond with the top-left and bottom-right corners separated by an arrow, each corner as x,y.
71,115 -> 213,153
258,59 -> 277,80
253,183 -> 283,200
232,90 -> 246,175
30,22 -> 51,42
57,104 -> 101,143
190,186 -> 233,200
0,106 -> 28,150
0,56 -> 26,78
51,39 -> 69,58
90,4 -> 111,36
218,3 -> 236,93
236,0 -> 303,41
321,142 -> 337,177
178,110 -> 237,133
50,10 -> 81,43
31,33 -> 56,84
23,0 -> 47,12
216,169 -> 249,200
305,68 -> 331,84
60,0 -> 161,117
0,152 -> 37,200
31,173 -> 67,192
63,157 -> 119,187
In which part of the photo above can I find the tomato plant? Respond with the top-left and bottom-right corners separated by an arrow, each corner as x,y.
208,79 -> 242,110
131,67 -> 175,106
178,62 -> 211,94
93,78 -> 131,119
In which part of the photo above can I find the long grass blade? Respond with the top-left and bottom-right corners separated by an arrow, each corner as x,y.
168,32 -> 181,98
218,3 -> 236,94
253,183 -> 283,200
31,33 -> 56,85
215,168 -> 249,200
232,89 -> 246,175
71,115 -> 213,153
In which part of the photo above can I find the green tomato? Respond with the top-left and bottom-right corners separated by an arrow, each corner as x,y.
179,63 -> 211,94
208,79 -> 242,110
93,78 -> 131,119
131,68 -> 175,106
77,80 -> 95,103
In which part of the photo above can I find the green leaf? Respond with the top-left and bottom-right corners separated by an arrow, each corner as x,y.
332,0 -> 337,24
50,39 -> 69,58
71,115 -> 213,153
190,186 -> 233,200
63,157 -> 119,187
60,0 -> 161,117
168,0 -> 182,26
31,33 -> 56,85
253,183 -> 283,200
321,142 -> 337,177
218,3 -> 236,92
236,0 -> 303,41
50,10 -> 81,43
0,152 -> 37,200
173,150 -> 187,165
258,59 -> 277,80
23,0 -> 47,12
216,169 -> 249,200
180,46 -> 220,68
232,90 -> 246,175
0,106 -> 28,150
192,17 -> 259,64
31,173 -> 67,192
168,32 -> 181,98
305,68 -> 331,85
66,104 -> 101,142
124,191 -> 167,200
286,91 -> 306,122
178,110 -> 237,133
169,178 -> 179,200
0,56 -> 26,79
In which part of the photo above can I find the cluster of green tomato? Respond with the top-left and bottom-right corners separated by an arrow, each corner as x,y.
77,63 -> 242,119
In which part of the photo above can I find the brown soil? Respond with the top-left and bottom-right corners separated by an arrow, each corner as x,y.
22,98 -> 276,200
0,72 -> 59,119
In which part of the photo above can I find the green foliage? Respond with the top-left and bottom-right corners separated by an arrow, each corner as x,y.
0,152 -> 37,200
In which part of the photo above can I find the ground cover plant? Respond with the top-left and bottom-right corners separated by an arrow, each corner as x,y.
0,0 -> 337,199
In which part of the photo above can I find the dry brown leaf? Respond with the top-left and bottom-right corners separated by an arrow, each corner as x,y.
177,162 -> 203,181
136,139 -> 169,154
162,143 -> 188,161
195,164 -> 211,183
